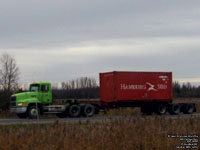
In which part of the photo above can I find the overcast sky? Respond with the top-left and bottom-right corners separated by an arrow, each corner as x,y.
0,0 -> 200,84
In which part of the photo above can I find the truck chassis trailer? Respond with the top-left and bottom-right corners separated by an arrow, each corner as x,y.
10,71 -> 197,119
10,98 -> 197,119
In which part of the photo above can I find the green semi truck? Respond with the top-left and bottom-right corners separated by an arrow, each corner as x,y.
10,71 -> 196,119
10,81 -> 101,118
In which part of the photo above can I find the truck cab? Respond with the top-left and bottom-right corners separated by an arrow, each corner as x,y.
10,81 -> 96,119
10,82 -> 53,118
29,82 -> 52,104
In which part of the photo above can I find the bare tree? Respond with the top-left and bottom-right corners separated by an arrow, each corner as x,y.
61,77 -> 98,89
0,53 -> 20,92
57,77 -> 99,99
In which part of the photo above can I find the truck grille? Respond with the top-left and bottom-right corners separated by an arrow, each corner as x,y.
10,96 -> 16,106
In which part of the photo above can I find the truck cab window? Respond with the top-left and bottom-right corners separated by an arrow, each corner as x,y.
29,84 -> 40,92
41,84 -> 49,92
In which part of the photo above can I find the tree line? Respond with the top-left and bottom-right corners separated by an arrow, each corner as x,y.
173,81 -> 200,98
52,77 -> 99,99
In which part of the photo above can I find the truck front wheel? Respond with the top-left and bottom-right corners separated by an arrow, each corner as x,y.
68,104 -> 81,118
28,106 -> 40,119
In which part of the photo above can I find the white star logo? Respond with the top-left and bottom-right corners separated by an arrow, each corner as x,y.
146,82 -> 157,91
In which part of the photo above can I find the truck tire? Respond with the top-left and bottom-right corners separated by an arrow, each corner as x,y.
17,113 -> 27,118
156,104 -> 167,115
83,104 -> 95,117
68,104 -> 81,118
28,106 -> 40,119
169,104 -> 180,115
183,104 -> 195,114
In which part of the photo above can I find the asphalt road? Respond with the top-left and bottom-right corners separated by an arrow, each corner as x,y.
0,113 -> 200,125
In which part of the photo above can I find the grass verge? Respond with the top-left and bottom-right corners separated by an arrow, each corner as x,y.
0,117 -> 199,150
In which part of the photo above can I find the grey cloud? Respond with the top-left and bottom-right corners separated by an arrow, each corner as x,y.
19,48 -> 199,83
0,0 -> 200,49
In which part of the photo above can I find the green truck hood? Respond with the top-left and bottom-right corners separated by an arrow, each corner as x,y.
12,92 -> 38,102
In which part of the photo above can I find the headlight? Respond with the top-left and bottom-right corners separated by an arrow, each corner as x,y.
17,102 -> 25,106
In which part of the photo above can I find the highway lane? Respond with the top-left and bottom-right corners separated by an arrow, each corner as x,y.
0,113 -> 200,125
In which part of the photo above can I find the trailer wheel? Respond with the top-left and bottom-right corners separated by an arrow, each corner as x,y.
183,104 -> 195,114
83,104 -> 95,117
68,104 -> 81,117
28,106 -> 40,119
169,104 -> 180,115
17,113 -> 27,118
156,104 -> 167,115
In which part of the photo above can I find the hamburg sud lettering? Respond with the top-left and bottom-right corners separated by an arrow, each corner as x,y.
120,82 -> 167,91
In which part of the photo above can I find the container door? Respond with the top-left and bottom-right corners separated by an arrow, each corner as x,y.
100,73 -> 115,102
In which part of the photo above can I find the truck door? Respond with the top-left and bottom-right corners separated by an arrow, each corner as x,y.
41,84 -> 52,104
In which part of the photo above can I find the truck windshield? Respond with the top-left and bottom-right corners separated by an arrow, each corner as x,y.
29,84 -> 40,92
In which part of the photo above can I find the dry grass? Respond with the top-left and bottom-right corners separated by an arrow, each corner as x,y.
0,110 -> 16,118
0,117 -> 199,150
0,99 -> 198,150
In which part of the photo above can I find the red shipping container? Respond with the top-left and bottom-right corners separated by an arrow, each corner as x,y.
100,71 -> 172,103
